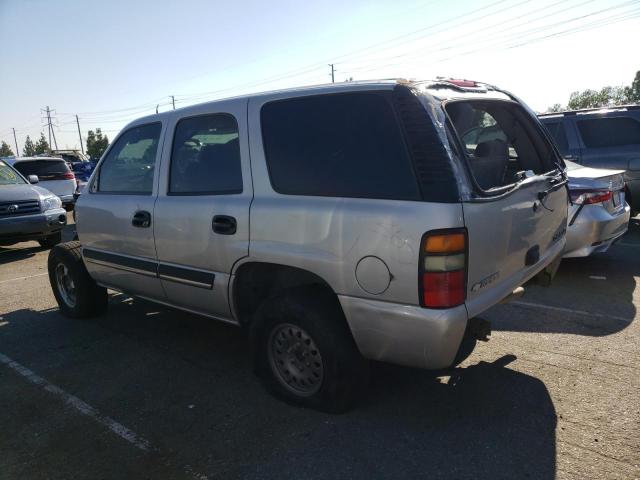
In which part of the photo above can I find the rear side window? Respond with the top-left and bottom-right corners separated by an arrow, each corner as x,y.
261,92 -> 421,200
542,121 -> 569,155
13,160 -> 70,180
97,123 -> 161,194
577,116 -> 640,148
169,114 -> 242,195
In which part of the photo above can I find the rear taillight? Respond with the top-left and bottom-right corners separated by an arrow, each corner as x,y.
420,229 -> 467,308
570,189 -> 612,205
62,171 -> 75,180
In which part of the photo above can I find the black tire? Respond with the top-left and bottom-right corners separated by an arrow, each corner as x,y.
38,231 -> 62,249
48,241 -> 108,319
251,287 -> 369,413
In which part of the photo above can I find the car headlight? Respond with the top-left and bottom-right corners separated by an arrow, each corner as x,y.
42,195 -> 62,211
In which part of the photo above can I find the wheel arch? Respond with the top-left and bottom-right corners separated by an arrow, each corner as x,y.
230,261 -> 344,328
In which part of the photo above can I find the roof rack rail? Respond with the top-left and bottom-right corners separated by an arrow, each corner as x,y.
539,104 -> 640,116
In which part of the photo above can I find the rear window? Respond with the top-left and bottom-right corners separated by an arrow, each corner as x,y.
13,160 -> 70,179
261,92 -> 421,200
577,116 -> 640,148
447,101 -> 555,191
541,121 -> 569,156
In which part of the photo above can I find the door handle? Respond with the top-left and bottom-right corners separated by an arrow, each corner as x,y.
212,215 -> 237,235
132,210 -> 152,228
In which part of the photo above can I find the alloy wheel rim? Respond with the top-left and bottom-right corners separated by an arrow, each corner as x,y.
55,263 -> 76,308
268,323 -> 324,396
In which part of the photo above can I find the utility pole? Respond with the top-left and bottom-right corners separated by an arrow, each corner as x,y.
171,95 -> 175,110
12,128 -> 19,157
75,115 -> 85,155
46,106 -> 52,147
43,106 -> 58,150
329,64 -> 335,83
156,104 -> 159,114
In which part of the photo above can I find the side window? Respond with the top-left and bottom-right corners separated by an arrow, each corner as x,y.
97,123 -> 162,194
261,92 -> 421,200
542,121 -> 569,156
577,116 -> 640,148
169,114 -> 242,195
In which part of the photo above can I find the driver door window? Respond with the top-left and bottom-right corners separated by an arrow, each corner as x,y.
96,123 -> 162,194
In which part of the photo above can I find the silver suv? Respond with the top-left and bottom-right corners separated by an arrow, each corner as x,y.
48,79 -> 568,412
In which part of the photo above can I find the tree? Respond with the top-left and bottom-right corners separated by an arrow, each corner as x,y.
546,103 -> 563,113
628,70 -> 640,103
86,128 -> 109,159
34,132 -> 50,155
547,69 -> 639,112
23,135 -> 36,156
0,141 -> 14,156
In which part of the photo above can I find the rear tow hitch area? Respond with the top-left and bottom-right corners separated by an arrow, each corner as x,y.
469,317 -> 491,342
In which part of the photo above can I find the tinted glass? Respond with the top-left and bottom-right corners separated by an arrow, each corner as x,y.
170,114 -> 242,195
0,161 -> 26,185
542,121 -> 569,155
13,160 -> 70,179
577,116 -> 640,148
97,123 -> 161,194
261,92 -> 420,200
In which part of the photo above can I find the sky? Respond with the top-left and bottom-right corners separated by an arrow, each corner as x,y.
1,0 -> 639,152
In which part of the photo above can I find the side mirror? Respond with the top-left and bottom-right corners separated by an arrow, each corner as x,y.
28,174 -> 39,184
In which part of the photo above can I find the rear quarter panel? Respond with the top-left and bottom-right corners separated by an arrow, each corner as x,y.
244,90 -> 465,305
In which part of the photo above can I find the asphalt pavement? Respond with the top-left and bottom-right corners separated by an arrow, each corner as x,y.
0,215 -> 638,479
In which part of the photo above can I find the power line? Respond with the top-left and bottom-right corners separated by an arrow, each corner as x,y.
343,0 -> 640,75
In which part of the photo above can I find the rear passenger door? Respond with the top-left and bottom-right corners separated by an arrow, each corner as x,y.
78,122 -> 165,300
153,101 -> 252,320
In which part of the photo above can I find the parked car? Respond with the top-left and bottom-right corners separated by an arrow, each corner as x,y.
0,159 -> 67,247
6,157 -> 77,210
563,160 -> 630,258
47,79 -> 568,411
539,105 -> 640,214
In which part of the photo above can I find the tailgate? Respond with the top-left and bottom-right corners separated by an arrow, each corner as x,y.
463,177 -> 567,318
444,98 -> 568,318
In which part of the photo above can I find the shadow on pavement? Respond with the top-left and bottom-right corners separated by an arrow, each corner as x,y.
0,245 -> 43,265
0,295 -> 557,480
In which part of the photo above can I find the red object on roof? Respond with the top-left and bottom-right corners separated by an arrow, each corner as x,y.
446,79 -> 478,88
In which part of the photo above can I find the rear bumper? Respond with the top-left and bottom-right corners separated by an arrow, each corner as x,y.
564,203 -> 630,258
0,209 -> 67,245
338,296 -> 468,370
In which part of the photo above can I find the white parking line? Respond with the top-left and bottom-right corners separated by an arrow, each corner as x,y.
0,273 -> 48,284
509,300 -> 632,323
615,241 -> 640,248
0,352 -> 152,451
0,352 -> 210,479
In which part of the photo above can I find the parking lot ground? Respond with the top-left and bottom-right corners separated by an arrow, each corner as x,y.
1,216 -> 639,480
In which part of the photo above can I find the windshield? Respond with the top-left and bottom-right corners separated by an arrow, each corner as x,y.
0,161 -> 27,185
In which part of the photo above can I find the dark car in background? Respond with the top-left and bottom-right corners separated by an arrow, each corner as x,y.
539,105 -> 640,214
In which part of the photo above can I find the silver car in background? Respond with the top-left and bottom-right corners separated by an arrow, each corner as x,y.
564,160 -> 630,258
7,157 -> 77,210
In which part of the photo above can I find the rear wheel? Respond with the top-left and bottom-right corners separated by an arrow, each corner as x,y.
251,288 -> 369,413
48,241 -> 107,318
38,231 -> 62,249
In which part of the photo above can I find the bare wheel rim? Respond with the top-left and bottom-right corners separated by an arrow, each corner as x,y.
268,323 -> 324,397
55,263 -> 76,308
